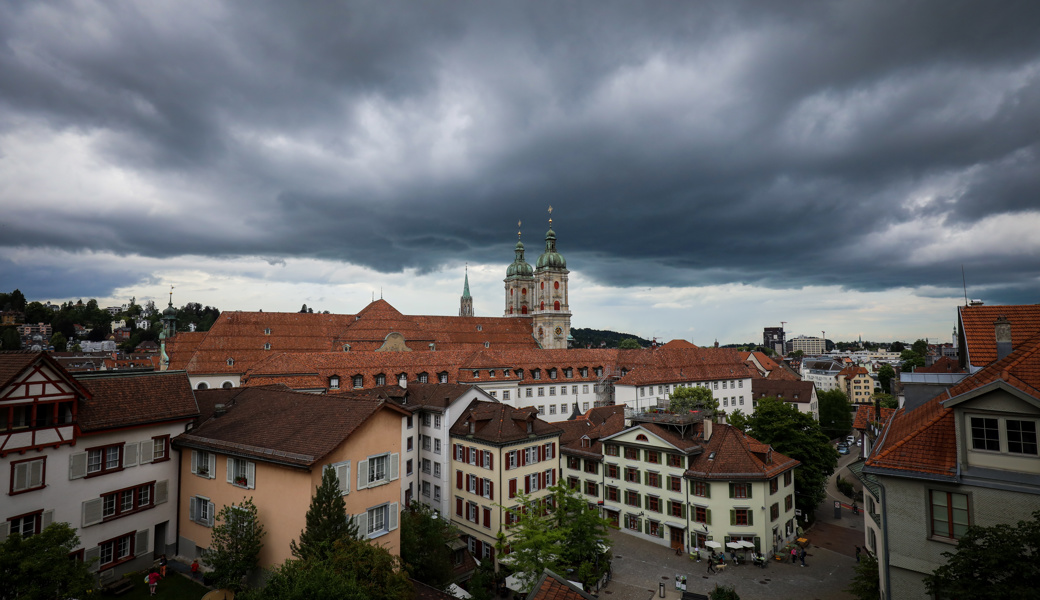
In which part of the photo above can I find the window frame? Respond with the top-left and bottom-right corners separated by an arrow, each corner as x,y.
10,456 -> 46,495
98,531 -> 136,570
100,482 -> 156,522
86,443 -> 124,477
929,489 -> 970,541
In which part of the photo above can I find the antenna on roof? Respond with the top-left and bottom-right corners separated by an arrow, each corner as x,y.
380,287 -> 383,300
961,264 -> 968,306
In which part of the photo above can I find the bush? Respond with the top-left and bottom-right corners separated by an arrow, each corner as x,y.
836,476 -> 856,499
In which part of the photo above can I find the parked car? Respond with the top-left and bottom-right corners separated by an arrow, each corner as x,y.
837,443 -> 850,455
846,435 -> 855,445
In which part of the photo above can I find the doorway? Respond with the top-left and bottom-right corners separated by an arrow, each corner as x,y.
154,521 -> 168,558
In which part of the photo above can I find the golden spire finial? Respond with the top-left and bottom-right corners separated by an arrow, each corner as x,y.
517,220 -> 522,240
548,205 -> 553,227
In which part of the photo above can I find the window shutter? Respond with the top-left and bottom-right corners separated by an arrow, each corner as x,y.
208,453 -> 216,479
539,445 -> 545,462
358,459 -> 369,490
657,525 -> 664,538
139,440 -> 154,464
124,442 -> 138,467
207,502 -> 215,526
729,483 -> 734,498
644,495 -> 650,509
83,546 -> 101,572
336,463 -> 350,495
705,482 -> 711,498
483,507 -> 491,528
13,463 -> 27,491
680,503 -> 686,519
0,521 -> 10,539
155,480 -> 169,505
227,458 -> 234,483
247,461 -> 256,489
520,449 -> 526,467
488,481 -> 494,500
136,529 -> 150,556
69,451 -> 87,480
478,478 -> 484,496
730,510 -> 736,526
42,509 -> 54,529
644,471 -> 649,485
389,453 -> 399,481
191,450 -> 198,475
707,509 -> 712,525
456,470 -> 463,489
552,469 -> 557,485
83,498 -> 103,527
509,478 -> 517,498
189,498 -> 196,522
550,442 -> 555,459
747,510 -> 754,526
456,497 -> 463,516
464,447 -> 469,463
753,536 -> 761,552
389,503 -> 399,531
355,512 -> 368,538
489,453 -> 494,471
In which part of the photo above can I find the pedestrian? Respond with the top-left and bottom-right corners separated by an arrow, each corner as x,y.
791,547 -> 797,564
799,547 -> 807,567
159,554 -> 168,578
190,558 -> 200,581
855,546 -> 861,563
707,556 -> 717,574
148,569 -> 160,596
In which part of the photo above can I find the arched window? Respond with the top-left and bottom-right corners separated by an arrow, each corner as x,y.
509,307 -> 514,314
196,382 -> 209,390
264,342 -> 271,350
636,434 -> 649,442
540,302 -> 545,310
554,281 -> 560,289
521,306 -> 528,314
521,288 -> 527,295
541,282 -> 545,289
554,301 -> 561,311
222,381 -> 233,389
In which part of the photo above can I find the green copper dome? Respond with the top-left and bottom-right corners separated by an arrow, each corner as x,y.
507,240 -> 534,278
536,228 -> 566,269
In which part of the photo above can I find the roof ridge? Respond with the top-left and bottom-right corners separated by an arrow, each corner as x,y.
871,401 -> 950,464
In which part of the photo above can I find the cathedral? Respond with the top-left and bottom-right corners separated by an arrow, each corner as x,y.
500,212 -> 572,350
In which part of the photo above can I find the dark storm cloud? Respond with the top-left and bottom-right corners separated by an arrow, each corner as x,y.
3,0 -> 1040,303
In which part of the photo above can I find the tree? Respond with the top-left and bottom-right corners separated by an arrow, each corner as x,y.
900,350 -> 925,372
924,510 -> 1040,598
877,363 -> 896,394
0,327 -> 20,350
912,339 -> 929,356
466,559 -> 497,600
49,332 -> 67,352
728,398 -> 837,515
23,302 -> 51,325
291,466 -> 357,562
789,349 -> 805,358
872,392 -> 897,409
206,498 -> 266,591
709,586 -> 741,600
0,523 -> 95,600
499,491 -> 564,594
889,341 -> 906,353
668,385 -> 718,419
618,338 -> 641,349
817,390 -> 853,440
400,502 -> 457,590
846,554 -> 880,600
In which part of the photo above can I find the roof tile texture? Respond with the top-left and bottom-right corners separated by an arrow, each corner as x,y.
76,371 -> 199,431
960,304 -> 1040,367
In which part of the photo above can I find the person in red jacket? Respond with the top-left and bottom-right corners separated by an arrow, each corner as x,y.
148,569 -> 160,595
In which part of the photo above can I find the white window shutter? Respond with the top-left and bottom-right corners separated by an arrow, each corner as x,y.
247,461 -> 256,489
69,452 -> 87,480
29,460 -> 43,489
124,442 -> 138,467
336,463 -> 350,495
388,503 -> 399,531
191,450 -> 198,475
227,458 -> 234,483
140,440 -> 154,464
82,498 -> 103,527
354,512 -> 368,538
207,502 -> 215,527
357,459 -> 369,490
83,546 -> 101,572
136,529 -> 150,556
154,480 -> 169,505
42,509 -> 54,529
0,521 -> 10,539
13,463 -> 27,491
389,453 -> 399,481
208,454 -> 216,479
189,498 -> 196,522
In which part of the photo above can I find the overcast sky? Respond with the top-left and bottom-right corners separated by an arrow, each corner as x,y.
2,1 -> 1039,345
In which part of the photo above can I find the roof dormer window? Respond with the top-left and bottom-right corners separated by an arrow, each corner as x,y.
329,376 -> 340,389
489,370 -> 496,378
477,325 -> 482,331
484,342 -> 490,348
263,343 -> 271,350
226,358 -> 234,366
264,328 -> 271,335
472,370 -> 480,378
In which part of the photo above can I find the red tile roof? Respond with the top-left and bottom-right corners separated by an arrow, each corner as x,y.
527,570 -> 596,600
661,339 -> 699,349
450,400 -> 561,445
751,351 -> 780,371
174,386 -> 408,467
75,370 -> 199,432
751,379 -> 815,403
0,351 -> 44,390
686,424 -> 799,480
959,304 -> 1040,368
837,366 -> 870,378
916,356 -> 963,374
852,405 -> 895,431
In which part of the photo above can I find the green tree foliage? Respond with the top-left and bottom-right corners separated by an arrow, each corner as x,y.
912,339 -> 929,356
0,289 -> 27,311
466,560 -> 497,600
291,466 -> 358,562
817,389 -> 853,440
668,385 -> 718,418
23,302 -> 51,325
240,538 -> 411,600
889,341 -> 906,353
709,585 -> 741,600
499,491 -> 564,594
49,332 -> 67,352
788,349 -> 805,358
925,510 -> 1040,599
900,349 -> 925,372
206,498 -> 266,591
399,502 -> 457,590
728,398 -> 837,515
568,327 -> 651,349
877,363 -> 896,393
0,327 -> 20,350
0,523 -> 95,600
617,338 -> 642,349
872,393 -> 897,409
846,554 -> 880,600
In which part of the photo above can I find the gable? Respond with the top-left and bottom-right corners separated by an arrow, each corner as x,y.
0,360 -> 81,404
604,426 -> 680,451
945,384 -> 1040,415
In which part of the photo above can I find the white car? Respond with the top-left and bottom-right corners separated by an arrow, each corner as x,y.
846,435 -> 855,445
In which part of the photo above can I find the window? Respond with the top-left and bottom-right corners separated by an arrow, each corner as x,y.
692,481 -> 710,498
370,455 -> 387,482
930,490 -> 969,540
433,462 -> 441,478
264,342 -> 271,350
585,480 -> 598,496
770,478 -> 779,494
538,405 -> 545,415
785,494 -> 793,511
567,456 -> 580,470
434,415 -> 442,429
422,459 -> 431,474
407,436 -> 413,452
646,451 -> 660,464
87,444 -> 122,476
731,483 -> 750,499
503,391 -> 511,401
584,461 -> 598,475
151,436 -> 169,462
970,417 -> 1000,451
434,439 -> 442,454
366,503 -> 395,538
190,496 -> 214,526
418,372 -> 429,383
526,388 -> 533,398
625,467 -> 639,483
647,496 -> 661,513
605,444 -> 619,457
606,486 -> 619,502
10,457 -> 45,494
733,508 -> 750,526
100,483 -> 156,521
568,476 -> 579,490
406,416 -> 413,429
784,471 -> 792,486
549,404 -> 556,414
376,374 -> 387,386
667,454 -> 682,468
439,372 -> 448,383
647,472 -> 661,488
406,459 -> 413,475
669,501 -> 684,518
8,511 -> 43,537
228,458 -> 255,489
533,370 -> 541,380
564,368 -> 573,378
192,450 -> 214,478
352,375 -> 363,388
434,485 -> 441,502
607,464 -> 619,478
1007,419 -> 1038,455
98,532 -> 135,568
625,490 -> 640,506
624,447 -> 639,460
329,376 -> 340,389
583,402 -> 589,411
668,476 -> 682,492
422,481 -> 431,497
694,506 -> 710,524
771,503 -> 780,521
549,386 -> 556,396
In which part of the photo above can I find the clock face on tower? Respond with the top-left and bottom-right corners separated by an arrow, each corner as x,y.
554,326 -> 563,336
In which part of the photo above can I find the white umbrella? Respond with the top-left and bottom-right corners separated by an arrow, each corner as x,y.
705,540 -> 722,549
738,540 -> 756,549
726,542 -> 742,549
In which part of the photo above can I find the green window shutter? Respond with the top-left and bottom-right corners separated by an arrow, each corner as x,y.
644,495 -> 650,509
657,526 -> 664,538
729,483 -> 735,498
747,510 -> 754,526
706,509 -> 712,525
644,471 -> 649,485
729,510 -> 735,526
753,536 -> 761,552
705,482 -> 711,498
747,484 -> 753,499
680,503 -> 686,519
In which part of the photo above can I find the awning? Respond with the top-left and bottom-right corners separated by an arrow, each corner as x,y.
602,503 -> 622,513
665,521 -> 686,530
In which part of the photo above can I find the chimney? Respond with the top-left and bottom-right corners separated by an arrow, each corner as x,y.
995,316 -> 1013,360
398,374 -> 407,389
702,418 -> 712,442
214,403 -> 226,418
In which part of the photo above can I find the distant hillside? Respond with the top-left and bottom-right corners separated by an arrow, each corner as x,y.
570,328 -> 653,349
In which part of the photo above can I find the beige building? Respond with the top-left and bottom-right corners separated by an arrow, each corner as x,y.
449,401 -> 562,568
837,365 -> 875,404
174,387 -> 409,568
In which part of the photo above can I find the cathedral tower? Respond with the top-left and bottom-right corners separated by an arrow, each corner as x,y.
504,221 -> 534,317
532,207 -> 571,349
459,266 -> 474,317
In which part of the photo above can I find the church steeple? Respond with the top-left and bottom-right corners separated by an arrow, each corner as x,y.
459,265 -> 474,317
531,206 -> 571,349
